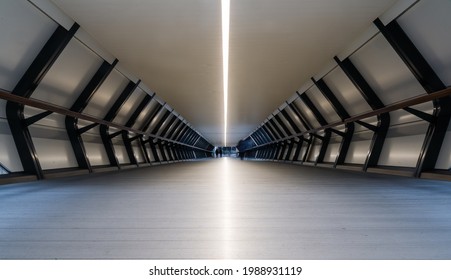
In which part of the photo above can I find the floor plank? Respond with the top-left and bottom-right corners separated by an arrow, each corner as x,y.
0,158 -> 450,259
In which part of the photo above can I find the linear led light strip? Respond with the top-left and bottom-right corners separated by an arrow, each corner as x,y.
222,0 -> 230,146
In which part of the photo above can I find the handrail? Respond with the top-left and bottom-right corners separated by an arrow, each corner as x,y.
0,89 -> 211,152
245,87 -> 451,150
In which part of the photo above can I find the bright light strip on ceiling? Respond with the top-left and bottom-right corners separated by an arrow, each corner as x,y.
222,0 -> 230,147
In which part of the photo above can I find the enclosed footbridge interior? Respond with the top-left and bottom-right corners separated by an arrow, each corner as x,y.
0,0 -> 451,259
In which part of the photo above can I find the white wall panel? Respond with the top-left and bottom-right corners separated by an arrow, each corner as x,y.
398,0 -> 451,86
146,146 -> 156,162
133,99 -> 159,130
284,107 -> 307,131
350,34 -> 428,125
114,144 -> 130,164
84,142 -> 109,166
293,99 -> 320,128
31,39 -> 103,108
83,69 -> 129,118
33,137 -> 78,169
0,0 -> 57,91
323,67 -> 372,116
113,88 -> 145,125
305,87 -> 341,123
0,121 -> 23,172
132,144 -> 145,163
345,140 -> 371,164
435,130 -> 451,170
377,134 -> 424,167
307,139 -> 321,162
324,142 -> 340,163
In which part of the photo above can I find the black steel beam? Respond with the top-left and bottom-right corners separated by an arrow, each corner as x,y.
262,124 -> 277,141
285,141 -> 295,161
297,92 -> 330,164
273,114 -> 292,136
6,23 -> 79,179
122,94 -> 153,166
375,18 -> 451,176
24,111 -> 53,126
313,78 -> 354,167
300,136 -> 312,163
161,115 -> 178,138
151,110 -> 172,135
292,139 -> 303,162
100,81 -> 139,168
259,127 -> 273,142
268,118 -> 285,138
356,120 -> 378,132
403,107 -> 434,123
65,59 -> 118,172
167,119 -> 183,140
174,124 -> 189,142
77,123 -> 99,134
280,109 -> 302,134
157,141 -> 168,162
334,56 -> 390,171
253,130 -> 266,145
288,102 -> 312,130
297,92 -> 328,126
141,103 -> 164,132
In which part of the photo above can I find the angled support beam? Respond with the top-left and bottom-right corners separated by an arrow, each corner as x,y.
311,133 -> 324,141
297,92 -> 331,164
77,123 -> 99,134
159,114 -> 177,138
278,142 -> 287,161
65,59 -> 118,172
122,94 -> 153,166
121,93 -> 155,167
109,130 -> 122,139
302,135 -> 314,163
403,107 -> 434,123
280,108 -> 302,134
262,124 -> 277,141
167,119 -> 183,140
268,119 -> 285,139
151,110 -> 172,136
157,141 -> 168,162
288,102 -> 312,130
297,92 -> 328,126
139,136 -> 151,163
292,138 -> 304,162
334,56 -> 390,171
313,78 -> 354,167
6,23 -> 79,179
24,111 -> 53,126
174,124 -> 189,142
355,120 -> 378,132
148,139 -> 160,162
100,80 -> 140,168
252,130 -> 264,145
260,127 -> 274,142
374,18 -> 451,177
273,113 -> 293,136
141,103 -> 164,133
285,140 -> 295,161
329,128 -> 346,137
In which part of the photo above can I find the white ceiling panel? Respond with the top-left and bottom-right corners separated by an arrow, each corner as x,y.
51,0 -> 398,146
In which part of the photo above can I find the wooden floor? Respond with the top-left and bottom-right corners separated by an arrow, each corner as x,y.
0,158 -> 450,259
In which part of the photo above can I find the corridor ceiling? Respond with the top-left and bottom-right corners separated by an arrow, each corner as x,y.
50,0 -> 398,146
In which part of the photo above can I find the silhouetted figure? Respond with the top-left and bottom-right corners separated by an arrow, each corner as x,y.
215,148 -> 219,158
239,151 -> 244,160
219,148 -> 223,157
